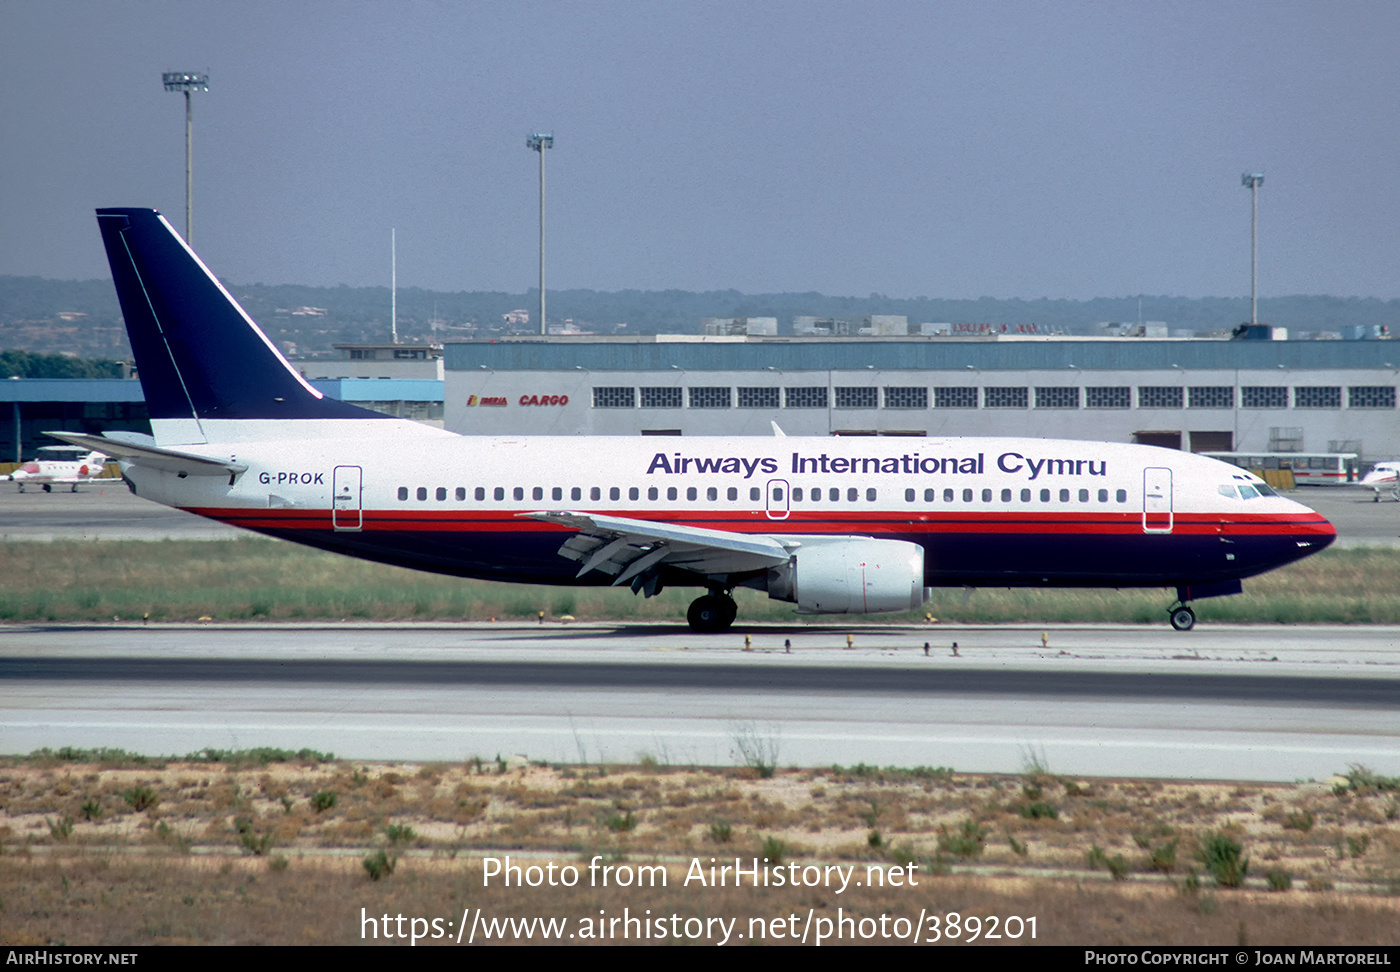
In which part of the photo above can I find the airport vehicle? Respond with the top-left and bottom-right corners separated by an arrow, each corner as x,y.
1202,451 -> 1360,486
4,446 -> 110,492
1361,461 -> 1400,502
50,208 -> 1336,632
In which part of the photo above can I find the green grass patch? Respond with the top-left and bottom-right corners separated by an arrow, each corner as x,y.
2,537 -> 1398,624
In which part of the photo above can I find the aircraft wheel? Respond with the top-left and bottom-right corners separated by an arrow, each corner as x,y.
687,594 -> 735,633
42,484 -> 51,493
718,593 -> 738,628
1169,605 -> 1196,632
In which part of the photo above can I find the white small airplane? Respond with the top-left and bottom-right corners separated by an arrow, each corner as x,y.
4,446 -> 110,492
1361,461 -> 1400,502
48,208 -> 1337,632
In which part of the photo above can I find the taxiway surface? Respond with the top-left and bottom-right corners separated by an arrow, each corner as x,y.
4,623 -> 1398,781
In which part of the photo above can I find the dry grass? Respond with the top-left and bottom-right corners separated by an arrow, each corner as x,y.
2,756 -> 1398,945
3,538 -> 1400,624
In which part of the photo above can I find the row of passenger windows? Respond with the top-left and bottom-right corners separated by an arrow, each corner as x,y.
907,487 -> 1129,504
591,385 -> 1397,410
394,484 -> 1131,504
398,484 -> 836,503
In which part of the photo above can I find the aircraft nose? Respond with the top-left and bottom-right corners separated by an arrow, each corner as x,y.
1285,496 -> 1336,551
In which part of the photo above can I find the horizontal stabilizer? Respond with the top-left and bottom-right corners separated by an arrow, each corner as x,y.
44,431 -> 247,478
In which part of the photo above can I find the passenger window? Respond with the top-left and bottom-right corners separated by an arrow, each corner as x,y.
981,488 -> 992,502
707,486 -> 718,501
667,487 -> 677,501
1040,489 -> 1050,502
455,487 -> 466,501
494,487 -> 505,501
727,487 -> 738,501
686,487 -> 697,501
750,487 -> 761,501
609,486 -> 620,501
571,487 -> 581,501
397,487 -> 408,501
944,488 -> 954,502
629,487 -> 640,501
416,487 -> 427,501
848,488 -> 858,502
552,487 -> 563,501
1098,489 -> 1108,502
1116,489 -> 1127,503
794,487 -> 805,501
773,488 -> 784,501
1059,489 -> 1070,502
513,487 -> 524,501
924,488 -> 935,502
590,487 -> 601,501
962,488 -> 973,502
475,487 -> 485,501
436,487 -> 447,501
867,488 -> 877,501
1078,489 -> 1089,502
829,488 -> 840,501
1021,488 -> 1031,502
1001,488 -> 1012,502
533,486 -> 544,501
905,488 -> 916,502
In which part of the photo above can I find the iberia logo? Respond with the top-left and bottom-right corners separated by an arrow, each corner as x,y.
467,395 -> 508,406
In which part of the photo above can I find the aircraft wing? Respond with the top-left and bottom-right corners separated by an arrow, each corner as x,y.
520,510 -> 793,585
43,431 -> 247,478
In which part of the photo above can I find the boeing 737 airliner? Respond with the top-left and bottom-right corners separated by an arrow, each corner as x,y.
51,208 -> 1336,632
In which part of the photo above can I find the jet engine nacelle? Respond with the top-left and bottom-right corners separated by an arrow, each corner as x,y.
767,538 -> 928,614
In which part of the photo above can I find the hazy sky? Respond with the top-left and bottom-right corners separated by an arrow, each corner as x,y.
3,1 -> 1399,300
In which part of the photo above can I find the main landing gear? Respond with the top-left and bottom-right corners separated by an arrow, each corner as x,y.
1168,603 -> 1196,631
687,590 -> 738,633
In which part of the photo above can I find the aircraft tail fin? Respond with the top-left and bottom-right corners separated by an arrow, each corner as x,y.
95,208 -> 387,438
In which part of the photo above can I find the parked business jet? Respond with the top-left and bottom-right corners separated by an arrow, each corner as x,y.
49,208 -> 1336,632
1361,461 -> 1400,502
4,446 -> 110,492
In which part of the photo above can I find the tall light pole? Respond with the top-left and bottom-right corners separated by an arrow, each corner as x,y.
163,72 -> 209,245
527,133 -> 553,335
1241,172 -> 1264,325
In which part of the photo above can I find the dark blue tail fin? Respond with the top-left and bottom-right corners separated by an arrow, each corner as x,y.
96,208 -> 385,423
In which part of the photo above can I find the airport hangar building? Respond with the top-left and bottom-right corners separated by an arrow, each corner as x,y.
443,335 -> 1400,463
4,335 -> 1396,466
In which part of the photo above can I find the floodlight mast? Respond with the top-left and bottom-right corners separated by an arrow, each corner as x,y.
527,133 -> 554,336
163,72 -> 209,245
1241,172 -> 1264,325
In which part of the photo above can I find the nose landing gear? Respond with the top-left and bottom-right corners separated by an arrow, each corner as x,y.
1168,603 -> 1196,631
687,590 -> 738,633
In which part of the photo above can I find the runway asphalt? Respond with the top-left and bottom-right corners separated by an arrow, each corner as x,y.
3,623 -> 1398,780
2,481 -> 1397,780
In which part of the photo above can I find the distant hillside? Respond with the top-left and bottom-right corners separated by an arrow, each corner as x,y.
2,275 -> 1397,358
